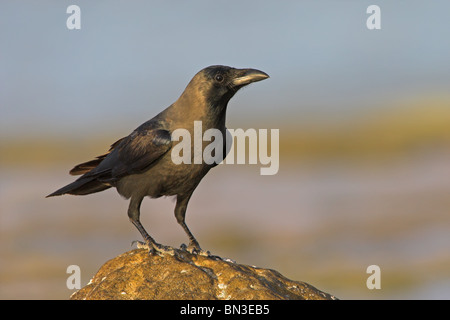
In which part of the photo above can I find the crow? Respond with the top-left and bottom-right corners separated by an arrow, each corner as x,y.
47,65 -> 269,255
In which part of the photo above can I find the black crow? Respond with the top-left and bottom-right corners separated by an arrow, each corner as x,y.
47,65 -> 269,254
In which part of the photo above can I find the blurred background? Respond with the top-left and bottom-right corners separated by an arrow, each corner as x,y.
1,0 -> 450,299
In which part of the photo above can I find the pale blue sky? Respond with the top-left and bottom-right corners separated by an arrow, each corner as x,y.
1,1 -> 450,137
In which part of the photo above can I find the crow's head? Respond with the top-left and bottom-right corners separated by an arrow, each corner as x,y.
183,65 -> 269,109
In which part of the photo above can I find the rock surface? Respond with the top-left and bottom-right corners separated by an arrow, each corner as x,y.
70,248 -> 337,300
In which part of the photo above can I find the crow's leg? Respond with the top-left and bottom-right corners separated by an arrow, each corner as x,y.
128,197 -> 173,255
175,194 -> 210,256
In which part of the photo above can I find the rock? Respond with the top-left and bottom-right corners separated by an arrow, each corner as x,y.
70,248 -> 337,300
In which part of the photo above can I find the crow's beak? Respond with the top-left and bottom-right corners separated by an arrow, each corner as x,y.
231,68 -> 269,87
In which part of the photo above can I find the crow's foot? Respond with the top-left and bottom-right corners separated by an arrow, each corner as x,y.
132,240 -> 175,256
180,242 -> 211,257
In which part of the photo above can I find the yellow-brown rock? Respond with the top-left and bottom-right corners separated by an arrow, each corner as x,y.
70,248 -> 336,300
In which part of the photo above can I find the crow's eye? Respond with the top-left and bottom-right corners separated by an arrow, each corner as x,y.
215,74 -> 224,82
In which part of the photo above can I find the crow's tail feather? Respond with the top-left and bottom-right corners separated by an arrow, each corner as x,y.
46,177 -> 111,197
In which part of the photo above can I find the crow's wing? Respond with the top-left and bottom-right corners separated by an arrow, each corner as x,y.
109,128 -> 172,180
74,127 -> 172,183
47,127 -> 172,197
69,137 -> 127,175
